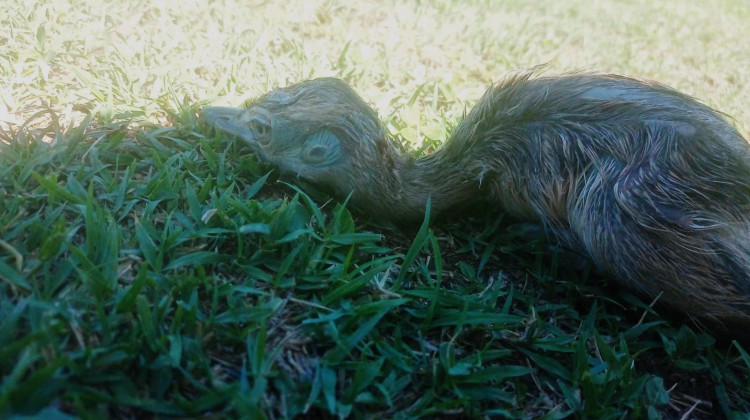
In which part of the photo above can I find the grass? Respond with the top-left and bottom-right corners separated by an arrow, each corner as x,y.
1,0 -> 750,418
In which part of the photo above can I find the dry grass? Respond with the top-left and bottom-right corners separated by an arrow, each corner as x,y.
3,0 -> 748,138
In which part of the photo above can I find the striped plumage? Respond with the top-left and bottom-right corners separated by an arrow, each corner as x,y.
204,72 -> 750,334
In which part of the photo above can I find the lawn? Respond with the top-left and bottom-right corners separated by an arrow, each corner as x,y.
2,0 -> 750,418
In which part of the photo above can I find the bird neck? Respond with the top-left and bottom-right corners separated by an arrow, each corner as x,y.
348,146 -> 480,223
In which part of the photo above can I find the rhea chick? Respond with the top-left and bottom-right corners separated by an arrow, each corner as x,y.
203,72 -> 750,333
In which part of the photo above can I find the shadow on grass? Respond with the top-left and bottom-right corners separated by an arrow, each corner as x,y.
0,110 -> 748,419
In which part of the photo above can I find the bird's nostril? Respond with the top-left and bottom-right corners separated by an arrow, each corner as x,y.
254,120 -> 269,135
251,118 -> 271,144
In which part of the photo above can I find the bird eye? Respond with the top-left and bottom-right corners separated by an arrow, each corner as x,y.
303,145 -> 328,162
300,130 -> 340,165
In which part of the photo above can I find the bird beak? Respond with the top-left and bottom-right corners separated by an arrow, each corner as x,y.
201,106 -> 257,144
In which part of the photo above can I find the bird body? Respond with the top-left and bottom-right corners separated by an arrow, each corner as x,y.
204,72 -> 750,331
